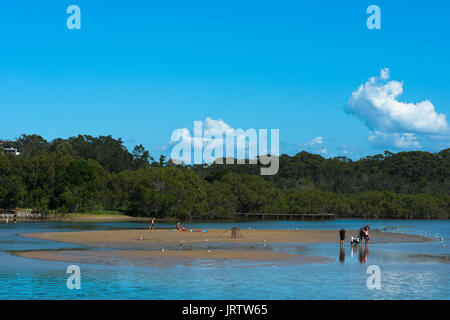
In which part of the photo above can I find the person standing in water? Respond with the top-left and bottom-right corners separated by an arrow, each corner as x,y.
363,224 -> 370,244
13,213 -> 17,224
359,227 -> 365,244
339,227 -> 346,247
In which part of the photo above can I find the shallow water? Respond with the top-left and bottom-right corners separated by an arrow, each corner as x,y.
0,219 -> 448,299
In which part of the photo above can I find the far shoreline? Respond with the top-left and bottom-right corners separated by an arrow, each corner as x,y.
5,209 -> 449,223
26,215 -> 450,223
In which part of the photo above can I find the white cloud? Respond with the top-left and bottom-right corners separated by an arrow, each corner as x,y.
166,117 -> 279,164
203,117 -> 232,134
345,68 -> 450,149
170,117 -> 237,150
303,136 -> 327,155
340,144 -> 358,156
368,131 -> 420,149
171,119 -> 226,149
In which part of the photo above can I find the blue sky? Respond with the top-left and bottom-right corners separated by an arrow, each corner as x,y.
1,0 -> 449,159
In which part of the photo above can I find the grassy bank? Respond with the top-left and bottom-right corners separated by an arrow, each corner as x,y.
42,210 -> 153,222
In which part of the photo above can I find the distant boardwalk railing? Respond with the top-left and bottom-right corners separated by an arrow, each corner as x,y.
236,213 -> 336,220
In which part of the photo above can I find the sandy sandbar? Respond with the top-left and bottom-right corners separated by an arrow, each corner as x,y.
18,228 -> 426,266
23,228 -> 427,247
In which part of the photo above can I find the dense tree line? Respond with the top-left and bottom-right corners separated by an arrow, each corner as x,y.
0,134 -> 448,219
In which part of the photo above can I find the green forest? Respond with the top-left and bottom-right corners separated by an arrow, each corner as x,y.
1,134 -> 449,219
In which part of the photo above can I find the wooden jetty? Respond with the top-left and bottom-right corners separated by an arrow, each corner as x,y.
236,213 -> 336,221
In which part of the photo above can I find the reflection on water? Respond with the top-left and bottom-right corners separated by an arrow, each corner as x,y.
339,247 -> 346,263
358,245 -> 370,264
339,245 -> 371,264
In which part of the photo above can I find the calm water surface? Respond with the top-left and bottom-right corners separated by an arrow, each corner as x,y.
0,219 -> 448,299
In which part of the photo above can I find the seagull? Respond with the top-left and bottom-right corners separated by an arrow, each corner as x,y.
207,250 -> 211,254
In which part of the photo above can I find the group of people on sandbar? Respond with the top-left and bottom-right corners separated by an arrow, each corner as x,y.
176,222 -> 187,231
339,225 -> 370,263
358,224 -> 370,245
339,224 -> 370,247
148,219 -> 189,231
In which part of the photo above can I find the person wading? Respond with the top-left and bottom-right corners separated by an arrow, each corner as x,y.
339,227 -> 346,247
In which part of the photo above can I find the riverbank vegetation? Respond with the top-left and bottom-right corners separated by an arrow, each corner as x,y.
1,134 -> 448,219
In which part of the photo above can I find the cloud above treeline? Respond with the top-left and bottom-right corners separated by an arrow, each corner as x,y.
345,68 -> 450,150
302,136 -> 327,156
169,117 -> 255,152
157,118 -> 234,153
158,117 -> 280,164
